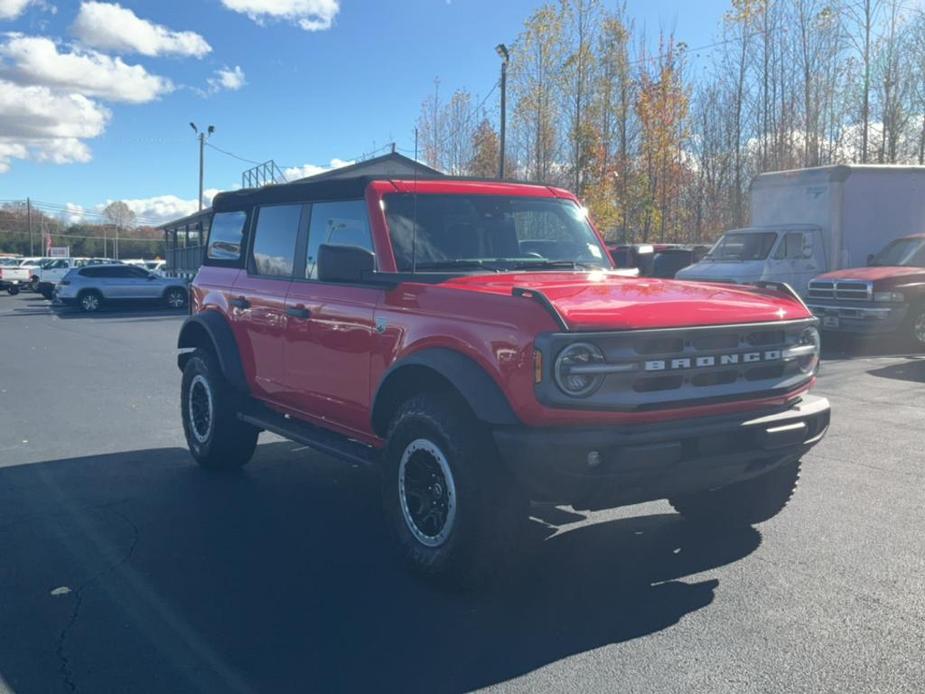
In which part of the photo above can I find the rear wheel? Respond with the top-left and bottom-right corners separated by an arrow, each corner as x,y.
669,459 -> 801,526
382,392 -> 526,586
78,290 -> 102,313
181,349 -> 258,470
165,287 -> 187,309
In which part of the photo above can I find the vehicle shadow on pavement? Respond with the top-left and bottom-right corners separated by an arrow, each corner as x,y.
0,443 -> 760,694
866,357 -> 925,384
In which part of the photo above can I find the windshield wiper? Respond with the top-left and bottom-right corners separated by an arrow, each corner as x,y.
506,259 -> 598,270
412,259 -> 498,271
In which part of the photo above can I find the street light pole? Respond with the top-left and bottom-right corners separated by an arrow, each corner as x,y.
190,123 -> 215,211
496,44 -> 509,179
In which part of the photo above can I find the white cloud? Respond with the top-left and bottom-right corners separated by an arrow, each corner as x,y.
72,2 -> 212,58
207,65 -> 246,93
96,189 -> 223,225
221,0 -> 340,31
0,35 -> 174,104
0,79 -> 110,172
0,0 -> 36,20
283,157 -> 353,180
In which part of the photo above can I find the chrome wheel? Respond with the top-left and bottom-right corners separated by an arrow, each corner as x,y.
398,438 -> 457,547
167,289 -> 186,308
80,293 -> 100,312
914,311 -> 925,345
188,374 -> 213,443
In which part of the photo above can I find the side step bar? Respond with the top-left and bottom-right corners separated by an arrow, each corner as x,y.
238,405 -> 378,467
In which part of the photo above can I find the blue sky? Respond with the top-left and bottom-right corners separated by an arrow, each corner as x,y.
0,0 -> 729,224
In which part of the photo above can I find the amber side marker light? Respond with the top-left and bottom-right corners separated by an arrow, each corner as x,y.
533,349 -> 544,383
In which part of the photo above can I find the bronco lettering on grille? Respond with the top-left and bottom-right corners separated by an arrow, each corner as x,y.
644,350 -> 782,372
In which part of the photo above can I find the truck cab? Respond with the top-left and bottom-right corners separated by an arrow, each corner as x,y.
676,225 -> 824,296
807,234 -> 925,347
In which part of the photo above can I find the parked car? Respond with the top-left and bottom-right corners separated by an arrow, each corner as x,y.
55,264 -> 188,312
807,233 -> 925,348
177,175 -> 830,585
0,257 -> 51,294
650,245 -> 710,278
34,257 -> 121,299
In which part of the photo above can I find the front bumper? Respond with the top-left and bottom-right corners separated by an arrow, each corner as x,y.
809,303 -> 908,335
494,395 -> 831,510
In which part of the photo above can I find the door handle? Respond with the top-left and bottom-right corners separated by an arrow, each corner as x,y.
286,305 -> 311,319
230,296 -> 250,310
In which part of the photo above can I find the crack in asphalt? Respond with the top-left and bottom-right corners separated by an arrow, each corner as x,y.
54,506 -> 140,694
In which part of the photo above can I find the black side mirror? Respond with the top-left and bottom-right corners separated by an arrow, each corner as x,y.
867,254 -> 876,266
317,244 -> 375,283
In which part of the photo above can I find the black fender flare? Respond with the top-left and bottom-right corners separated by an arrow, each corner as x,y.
371,347 -> 520,436
177,311 -> 248,393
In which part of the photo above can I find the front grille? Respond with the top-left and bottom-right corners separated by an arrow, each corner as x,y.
536,319 -> 816,411
808,279 -> 872,301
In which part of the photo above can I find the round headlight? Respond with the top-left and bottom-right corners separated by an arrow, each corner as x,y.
554,342 -> 606,397
797,326 -> 821,375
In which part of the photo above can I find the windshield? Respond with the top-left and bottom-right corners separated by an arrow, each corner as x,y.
871,237 -> 925,267
706,231 -> 778,261
383,194 -> 611,272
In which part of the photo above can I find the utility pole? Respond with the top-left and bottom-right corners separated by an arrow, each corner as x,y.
26,198 -> 33,256
496,44 -> 510,179
190,123 -> 215,211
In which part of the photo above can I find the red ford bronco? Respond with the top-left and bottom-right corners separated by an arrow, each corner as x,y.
178,176 -> 831,583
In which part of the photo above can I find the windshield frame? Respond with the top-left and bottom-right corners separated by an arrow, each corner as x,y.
380,192 -> 613,274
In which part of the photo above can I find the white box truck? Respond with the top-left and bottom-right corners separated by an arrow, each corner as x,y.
676,165 -> 925,296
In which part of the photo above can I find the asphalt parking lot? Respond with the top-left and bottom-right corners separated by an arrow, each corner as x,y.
1,292 -> 923,694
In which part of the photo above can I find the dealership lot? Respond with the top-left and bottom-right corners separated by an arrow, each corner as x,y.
0,293 -> 923,693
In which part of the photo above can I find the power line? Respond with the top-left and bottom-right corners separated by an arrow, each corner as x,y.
204,141 -> 264,166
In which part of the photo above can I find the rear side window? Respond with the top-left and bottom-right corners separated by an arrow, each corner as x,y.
79,267 -> 100,278
305,200 -> 373,280
250,204 -> 303,277
207,211 -> 248,262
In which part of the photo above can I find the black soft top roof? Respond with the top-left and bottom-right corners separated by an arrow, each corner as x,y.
212,175 -> 379,212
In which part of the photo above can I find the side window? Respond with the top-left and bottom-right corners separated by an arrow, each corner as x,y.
250,204 -> 302,278
305,200 -> 373,280
207,211 -> 247,262
775,232 -> 805,260
79,267 -> 99,278
126,266 -> 150,278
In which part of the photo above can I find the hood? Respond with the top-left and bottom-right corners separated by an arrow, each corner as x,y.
441,271 -> 807,331
675,259 -> 768,283
814,266 -> 925,282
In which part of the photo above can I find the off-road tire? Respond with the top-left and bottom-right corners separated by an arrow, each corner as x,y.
669,459 -> 801,526
181,348 -> 258,470
904,303 -> 925,351
382,392 -> 526,587
164,286 -> 187,309
77,290 -> 103,313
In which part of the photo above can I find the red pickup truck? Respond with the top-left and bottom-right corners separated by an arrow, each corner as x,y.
178,176 -> 830,584
808,233 -> 925,348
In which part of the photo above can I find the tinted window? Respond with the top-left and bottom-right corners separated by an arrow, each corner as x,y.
79,267 -> 100,278
251,204 -> 302,277
305,200 -> 373,279
207,211 -> 247,261
125,266 -> 151,278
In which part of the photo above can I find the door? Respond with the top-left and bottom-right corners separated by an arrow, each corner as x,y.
771,230 -> 820,295
231,203 -> 305,400
282,199 -> 380,436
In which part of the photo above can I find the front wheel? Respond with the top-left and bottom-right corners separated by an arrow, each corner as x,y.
181,349 -> 258,470
382,393 -> 526,586
905,304 -> 925,351
6,285 -> 19,296
669,459 -> 801,526
165,287 -> 187,309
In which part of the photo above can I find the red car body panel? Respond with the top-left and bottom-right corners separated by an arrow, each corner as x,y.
191,178 -> 816,448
